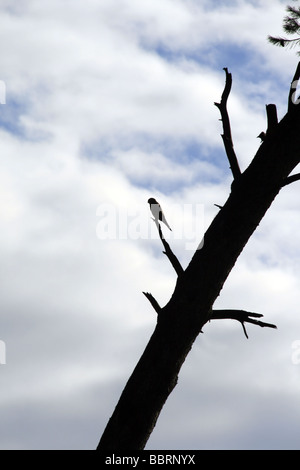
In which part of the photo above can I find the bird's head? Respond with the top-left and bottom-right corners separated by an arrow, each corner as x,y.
148,198 -> 157,205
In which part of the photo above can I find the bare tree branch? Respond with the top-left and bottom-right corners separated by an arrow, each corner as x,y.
257,104 -> 278,144
152,217 -> 184,277
211,309 -> 277,339
266,104 -> 278,135
143,292 -> 161,314
214,67 -> 241,180
281,172 -> 300,187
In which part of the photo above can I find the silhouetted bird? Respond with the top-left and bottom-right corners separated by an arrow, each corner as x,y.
148,198 -> 172,231
257,131 -> 266,142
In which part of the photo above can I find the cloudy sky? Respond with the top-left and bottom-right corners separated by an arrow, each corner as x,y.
1,0 -> 300,450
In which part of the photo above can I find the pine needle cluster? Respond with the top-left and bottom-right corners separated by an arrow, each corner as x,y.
268,2 -> 300,54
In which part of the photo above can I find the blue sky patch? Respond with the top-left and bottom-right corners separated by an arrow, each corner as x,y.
0,98 -> 29,138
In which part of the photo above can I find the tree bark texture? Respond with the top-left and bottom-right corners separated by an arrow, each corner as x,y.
97,65 -> 300,450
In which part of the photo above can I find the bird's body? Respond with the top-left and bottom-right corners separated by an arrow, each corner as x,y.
148,198 -> 172,231
257,131 -> 266,142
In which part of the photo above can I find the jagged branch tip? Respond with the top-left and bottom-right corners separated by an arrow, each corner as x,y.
143,292 -> 161,314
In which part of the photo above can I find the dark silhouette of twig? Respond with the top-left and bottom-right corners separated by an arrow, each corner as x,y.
143,292 -> 161,314
257,104 -> 278,144
211,309 -> 277,339
214,68 -> 241,180
266,104 -> 278,134
152,217 -> 184,277
281,173 -> 300,187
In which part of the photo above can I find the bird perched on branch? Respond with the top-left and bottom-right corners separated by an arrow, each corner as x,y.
257,131 -> 266,142
148,198 -> 172,231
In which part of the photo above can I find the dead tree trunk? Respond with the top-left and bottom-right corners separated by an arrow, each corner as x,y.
97,63 -> 300,450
